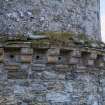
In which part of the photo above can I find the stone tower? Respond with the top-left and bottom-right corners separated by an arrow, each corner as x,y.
0,0 -> 101,40
1,1 -> 105,105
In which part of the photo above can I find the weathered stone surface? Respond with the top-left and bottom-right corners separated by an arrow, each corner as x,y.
86,60 -> 94,66
47,56 -> 58,64
47,81 -> 64,91
70,50 -> 81,58
0,55 -> 4,62
47,48 -> 60,56
0,48 -> 4,63
46,92 -> 70,102
0,0 -> 101,40
0,48 -> 4,54
32,64 -> 46,71
5,42 -> 32,48
30,82 -> 47,92
97,62 -> 105,68
0,1 -> 104,101
56,64 -> 69,71
42,71 -> 57,80
21,48 -> 33,55
21,55 -> 32,63
0,43 -> 105,104
5,64 -> 19,70
21,64 -> 30,71
90,52 -> 97,60
69,57 -> 79,64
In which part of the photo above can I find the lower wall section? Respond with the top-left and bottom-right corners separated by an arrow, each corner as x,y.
0,66 -> 105,105
0,46 -> 105,105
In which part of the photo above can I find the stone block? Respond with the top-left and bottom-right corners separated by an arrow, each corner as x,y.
56,64 -> 69,69
58,74 -> 65,80
14,85 -> 29,95
5,64 -> 19,71
90,52 -> 97,59
0,48 -> 4,54
0,96 -> 17,105
32,64 -> 46,71
21,64 -> 30,70
97,62 -> 105,68
0,48 -> 4,63
21,48 -> 33,55
76,65 -> 87,70
0,55 -> 4,62
47,82 -> 64,91
21,55 -> 32,63
47,56 -> 58,64
56,64 -> 69,71
47,48 -> 60,56
46,92 -> 70,102
0,64 -> 4,72
32,64 -> 46,68
69,57 -> 79,64
86,60 -> 94,66
103,55 -> 105,62
70,50 -> 81,58
65,82 -> 73,92
8,71 -> 28,79
30,83 -> 47,91
31,102 -> 49,105
42,71 -> 57,80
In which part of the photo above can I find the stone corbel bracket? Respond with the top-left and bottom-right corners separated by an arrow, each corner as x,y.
0,41 -> 105,72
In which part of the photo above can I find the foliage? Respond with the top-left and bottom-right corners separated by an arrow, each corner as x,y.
33,31 -> 75,46
32,40 -> 49,47
0,32 -> 104,48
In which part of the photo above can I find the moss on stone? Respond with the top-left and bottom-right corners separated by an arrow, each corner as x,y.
32,31 -> 105,48
33,32 -> 75,46
32,40 -> 49,47
0,32 -> 104,49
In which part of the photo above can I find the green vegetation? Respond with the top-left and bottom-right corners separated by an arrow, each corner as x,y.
32,31 -> 75,46
0,32 -> 104,48
31,39 -> 49,47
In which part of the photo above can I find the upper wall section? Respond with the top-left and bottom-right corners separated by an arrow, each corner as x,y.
0,0 -> 101,40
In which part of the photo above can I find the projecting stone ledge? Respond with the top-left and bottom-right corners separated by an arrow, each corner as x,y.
0,33 -> 48,41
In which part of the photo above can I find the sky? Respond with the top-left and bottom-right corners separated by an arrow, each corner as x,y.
100,0 -> 105,42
